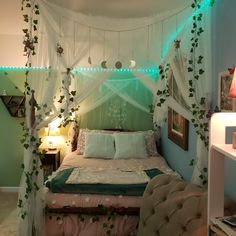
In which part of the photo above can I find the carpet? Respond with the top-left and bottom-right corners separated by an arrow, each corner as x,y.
0,209 -> 17,236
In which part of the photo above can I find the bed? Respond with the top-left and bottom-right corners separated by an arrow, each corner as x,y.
44,128 -> 180,236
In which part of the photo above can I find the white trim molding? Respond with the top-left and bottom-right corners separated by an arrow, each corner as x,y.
0,187 -> 19,193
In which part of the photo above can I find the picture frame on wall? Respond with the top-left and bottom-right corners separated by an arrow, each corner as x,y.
168,107 -> 189,150
218,71 -> 233,111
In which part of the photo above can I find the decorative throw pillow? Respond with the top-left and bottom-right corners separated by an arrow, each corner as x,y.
120,130 -> 159,157
83,133 -> 115,159
76,129 -> 118,155
142,130 -> 159,157
68,121 -> 79,152
76,128 -> 88,154
114,132 -> 148,159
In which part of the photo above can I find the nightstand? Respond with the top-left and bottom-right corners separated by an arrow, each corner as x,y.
40,149 -> 60,177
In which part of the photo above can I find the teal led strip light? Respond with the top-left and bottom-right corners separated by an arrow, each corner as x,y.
73,67 -> 157,73
0,66 -> 158,74
0,66 -> 47,71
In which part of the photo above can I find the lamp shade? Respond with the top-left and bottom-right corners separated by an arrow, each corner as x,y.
47,126 -> 60,136
229,69 -> 236,98
45,125 -> 61,150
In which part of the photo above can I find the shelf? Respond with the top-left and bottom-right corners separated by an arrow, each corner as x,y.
210,217 -> 236,236
0,95 -> 25,117
212,144 -> 236,161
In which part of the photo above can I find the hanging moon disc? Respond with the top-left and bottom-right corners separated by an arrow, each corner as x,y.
115,61 -> 122,69
129,60 -> 136,69
101,60 -> 107,69
88,56 -> 92,64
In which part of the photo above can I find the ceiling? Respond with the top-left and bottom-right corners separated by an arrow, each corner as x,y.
48,0 -> 190,18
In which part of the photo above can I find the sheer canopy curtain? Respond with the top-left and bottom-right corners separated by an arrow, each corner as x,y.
17,0 -> 210,235
17,1 -> 158,235
152,4 -> 212,185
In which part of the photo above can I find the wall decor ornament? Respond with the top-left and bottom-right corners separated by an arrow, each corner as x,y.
115,32 -> 122,69
101,60 -> 107,69
129,60 -> 136,69
56,43 -> 63,56
101,31 -> 107,69
88,27 -> 92,65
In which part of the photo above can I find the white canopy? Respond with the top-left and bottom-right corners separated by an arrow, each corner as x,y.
17,0 -> 212,235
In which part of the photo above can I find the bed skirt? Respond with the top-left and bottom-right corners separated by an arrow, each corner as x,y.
45,206 -> 139,236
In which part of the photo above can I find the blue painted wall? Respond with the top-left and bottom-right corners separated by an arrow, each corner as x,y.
160,122 -> 196,180
161,0 -> 236,201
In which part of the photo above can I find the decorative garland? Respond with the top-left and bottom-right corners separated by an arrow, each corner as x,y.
187,0 -> 211,185
45,204 -> 139,236
154,0 -> 215,185
18,0 -> 41,221
188,0 -> 209,148
18,0 -> 79,223
18,0 -> 215,229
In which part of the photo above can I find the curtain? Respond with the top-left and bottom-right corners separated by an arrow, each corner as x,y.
152,3 -> 212,185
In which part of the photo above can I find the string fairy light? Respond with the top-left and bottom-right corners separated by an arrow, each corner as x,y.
88,27 -> 92,65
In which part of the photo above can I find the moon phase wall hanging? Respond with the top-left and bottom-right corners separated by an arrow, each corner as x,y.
115,32 -> 122,69
88,27 -> 92,64
101,31 -> 107,69
88,28 -> 140,69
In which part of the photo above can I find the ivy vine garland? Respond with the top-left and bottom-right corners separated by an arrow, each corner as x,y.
47,212 -> 116,236
19,0 -> 79,222
18,0 -> 41,221
19,2 -> 113,235
155,0 -> 215,185
188,0 -> 209,149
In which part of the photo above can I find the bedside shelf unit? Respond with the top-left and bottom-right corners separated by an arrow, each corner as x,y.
0,95 -> 25,117
208,113 -> 236,236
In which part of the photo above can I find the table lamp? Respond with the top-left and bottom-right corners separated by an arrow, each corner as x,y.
229,69 -> 236,148
47,125 -> 61,150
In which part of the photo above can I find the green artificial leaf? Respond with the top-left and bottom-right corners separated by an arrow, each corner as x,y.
189,159 -> 195,166
199,69 -> 205,74
188,67 -> 193,72
71,91 -> 76,96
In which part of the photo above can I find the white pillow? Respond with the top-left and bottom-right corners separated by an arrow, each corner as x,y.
114,133 -> 148,159
84,133 -> 115,159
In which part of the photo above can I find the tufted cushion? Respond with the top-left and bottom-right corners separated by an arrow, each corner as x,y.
138,174 -> 208,236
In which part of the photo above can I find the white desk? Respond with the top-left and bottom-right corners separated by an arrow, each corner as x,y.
208,113 -> 236,236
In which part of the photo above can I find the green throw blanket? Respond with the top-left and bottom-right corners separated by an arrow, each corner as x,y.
45,168 -> 163,196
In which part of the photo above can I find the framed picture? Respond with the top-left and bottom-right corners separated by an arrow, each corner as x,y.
168,107 -> 189,150
218,71 -> 233,111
